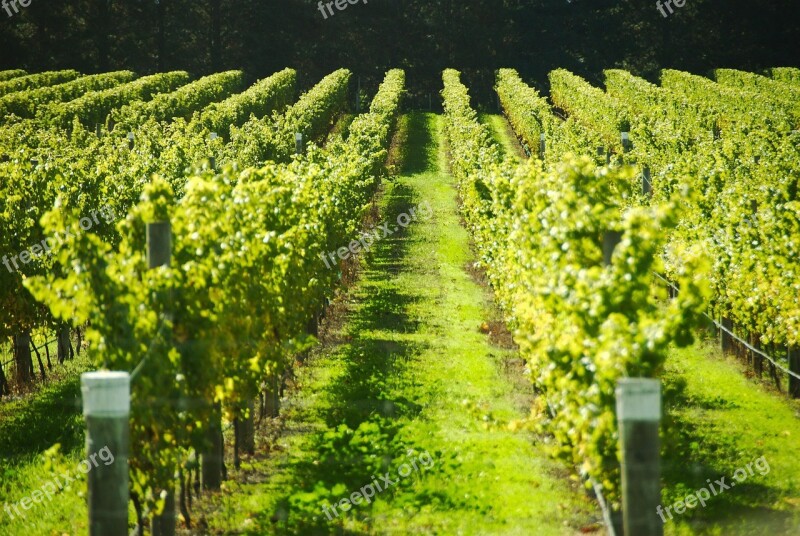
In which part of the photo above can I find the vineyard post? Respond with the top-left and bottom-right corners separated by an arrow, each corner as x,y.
209,132 -> 218,171
202,408 -> 224,490
616,378 -> 662,536
789,346 -> 800,398
720,317 -> 733,354
642,166 -> 652,197
81,371 -> 130,536
242,399 -> 256,454
602,231 -> 622,266
127,132 -> 134,150
539,133 -> 545,159
146,221 -> 177,536
147,222 -> 171,270
96,124 -> 101,138
295,132 -> 304,155
621,132 -> 631,153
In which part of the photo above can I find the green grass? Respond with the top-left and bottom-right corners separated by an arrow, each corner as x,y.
479,113 -> 525,160
661,338 -> 800,535
0,354 -> 94,535
327,113 -> 356,143
202,113 -> 601,535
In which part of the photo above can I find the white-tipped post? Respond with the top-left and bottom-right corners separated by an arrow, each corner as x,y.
621,131 -> 631,153
81,371 -> 130,536
616,378 -> 662,536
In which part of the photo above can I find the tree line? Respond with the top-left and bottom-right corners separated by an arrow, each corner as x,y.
0,0 -> 798,106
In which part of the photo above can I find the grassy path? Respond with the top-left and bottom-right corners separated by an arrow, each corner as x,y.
661,340 -> 800,535
480,113 -> 526,160
0,356 -> 91,534
204,113 -> 601,535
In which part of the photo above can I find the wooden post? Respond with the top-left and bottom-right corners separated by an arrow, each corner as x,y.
147,222 -> 171,269
621,132 -> 631,153
617,378 -> 662,536
789,346 -> 800,399
0,358 -> 8,398
57,327 -> 71,364
96,124 -> 102,138
209,132 -> 218,170
127,132 -> 134,150
539,133 -> 545,159
752,334 -> 763,378
151,491 -> 176,536
13,331 -> 33,384
264,374 -> 280,417
146,221 -> 175,535
295,132 -> 303,155
603,231 -> 623,266
642,166 -> 652,197
209,132 -> 218,169
81,371 -> 130,536
202,404 -> 224,490
242,400 -> 255,455
720,317 -> 733,354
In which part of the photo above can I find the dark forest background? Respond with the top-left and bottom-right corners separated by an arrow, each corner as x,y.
1,0 -> 799,105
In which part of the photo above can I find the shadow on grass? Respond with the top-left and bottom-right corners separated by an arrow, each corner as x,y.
0,375 -> 83,463
254,113 -> 443,535
661,366 -> 799,533
399,113 -> 435,175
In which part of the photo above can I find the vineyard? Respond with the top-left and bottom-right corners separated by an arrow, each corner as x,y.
0,63 -> 799,536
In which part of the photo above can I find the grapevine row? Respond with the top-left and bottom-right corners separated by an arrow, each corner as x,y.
0,68 -> 315,390
40,71 -> 191,129
24,68 -> 404,516
226,68 -> 351,166
0,69 -> 80,98
109,71 -> 245,131
0,69 -> 26,82
446,68 -> 705,505
504,68 -> 800,363
0,71 -> 137,120
193,67 -> 297,137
